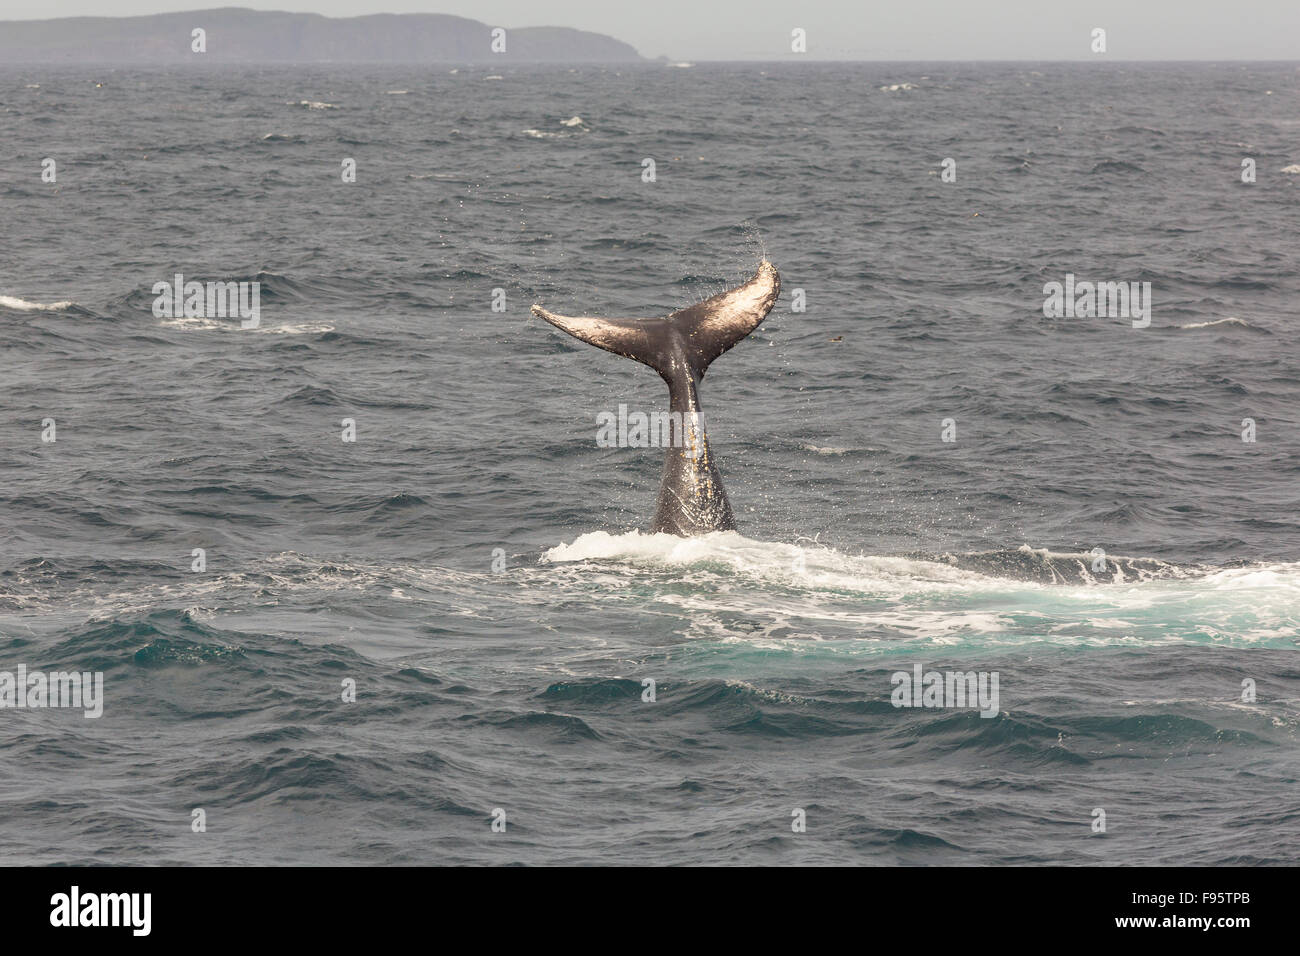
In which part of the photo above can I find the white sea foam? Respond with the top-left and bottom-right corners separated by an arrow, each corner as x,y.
159,316 -> 332,334
1179,317 -> 1253,329
0,295 -> 74,311
544,530 -> 1024,593
5,542 -> 1295,657
539,531 -> 1300,649
261,322 -> 335,334
524,116 -> 588,138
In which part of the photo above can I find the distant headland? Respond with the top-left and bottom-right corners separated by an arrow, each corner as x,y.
0,7 -> 645,64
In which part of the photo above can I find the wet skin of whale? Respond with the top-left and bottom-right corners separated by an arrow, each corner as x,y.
532,260 -> 780,536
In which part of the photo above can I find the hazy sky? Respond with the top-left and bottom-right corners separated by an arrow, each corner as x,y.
2,2 -> 1298,61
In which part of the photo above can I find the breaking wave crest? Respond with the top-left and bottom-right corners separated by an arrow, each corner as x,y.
540,531 -> 1300,651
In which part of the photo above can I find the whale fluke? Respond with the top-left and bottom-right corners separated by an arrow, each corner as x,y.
531,260 -> 780,381
532,260 -> 781,535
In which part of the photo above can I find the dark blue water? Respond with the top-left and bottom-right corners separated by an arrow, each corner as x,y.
2,62 -> 1298,865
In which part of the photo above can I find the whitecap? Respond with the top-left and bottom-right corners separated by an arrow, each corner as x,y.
159,316 -> 332,334
259,322 -> 334,334
537,531 -> 1300,650
1179,317 -> 1253,329
0,295 -> 74,311
799,443 -> 847,455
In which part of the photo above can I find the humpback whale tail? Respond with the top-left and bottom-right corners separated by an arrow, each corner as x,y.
531,260 -> 780,382
532,260 -> 780,536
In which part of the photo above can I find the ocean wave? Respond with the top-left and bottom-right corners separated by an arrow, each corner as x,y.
521,115 -> 589,138
1090,159 -> 1145,174
538,531 -> 1300,650
0,294 -> 75,311
159,315 -> 334,334
541,531 -> 1195,586
1177,316 -> 1259,330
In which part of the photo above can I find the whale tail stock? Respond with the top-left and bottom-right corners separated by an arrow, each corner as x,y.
531,260 -> 781,536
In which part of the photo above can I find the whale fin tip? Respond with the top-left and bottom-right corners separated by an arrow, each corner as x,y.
671,260 -> 780,376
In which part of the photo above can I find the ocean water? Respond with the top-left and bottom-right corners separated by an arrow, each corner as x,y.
2,62 -> 1298,865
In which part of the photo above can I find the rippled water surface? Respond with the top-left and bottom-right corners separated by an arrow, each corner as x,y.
2,62 -> 1298,864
